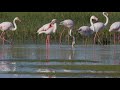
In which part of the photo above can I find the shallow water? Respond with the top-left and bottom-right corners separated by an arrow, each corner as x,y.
0,44 -> 120,78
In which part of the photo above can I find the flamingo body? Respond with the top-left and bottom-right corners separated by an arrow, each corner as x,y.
78,26 -> 94,36
59,19 -> 75,47
109,22 -> 120,32
0,17 -> 21,45
37,23 -> 57,35
60,19 -> 74,29
0,22 -> 14,31
90,22 -> 105,32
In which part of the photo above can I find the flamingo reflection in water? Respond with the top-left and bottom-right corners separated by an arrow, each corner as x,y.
0,46 -> 16,73
37,19 -> 57,61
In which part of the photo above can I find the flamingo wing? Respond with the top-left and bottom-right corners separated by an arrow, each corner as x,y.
37,23 -> 56,34
78,26 -> 93,36
90,22 -> 105,32
0,22 -> 13,31
109,22 -> 120,32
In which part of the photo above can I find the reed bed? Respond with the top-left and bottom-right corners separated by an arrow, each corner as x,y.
0,12 -> 120,45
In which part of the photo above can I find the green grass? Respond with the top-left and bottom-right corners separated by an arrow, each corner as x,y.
0,12 -> 120,44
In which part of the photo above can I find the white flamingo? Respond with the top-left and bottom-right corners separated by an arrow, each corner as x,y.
59,19 -> 75,48
0,17 -> 21,45
109,22 -> 120,44
90,12 -> 109,45
78,15 -> 98,45
37,19 -> 57,48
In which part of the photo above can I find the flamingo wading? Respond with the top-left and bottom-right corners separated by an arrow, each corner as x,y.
78,15 -> 98,45
0,17 -> 21,45
59,19 -> 75,48
90,12 -> 109,45
109,22 -> 120,44
37,19 -> 57,48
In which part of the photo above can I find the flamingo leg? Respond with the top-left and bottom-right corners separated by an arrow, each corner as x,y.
3,32 -> 11,44
48,35 -> 50,49
118,33 -> 120,43
94,32 -> 97,45
46,35 -> 50,61
68,30 -> 70,45
85,38 -> 88,47
59,28 -> 65,46
96,32 -> 102,45
0,32 -> 4,38
2,33 -> 5,45
46,35 -> 49,60
114,33 -> 116,45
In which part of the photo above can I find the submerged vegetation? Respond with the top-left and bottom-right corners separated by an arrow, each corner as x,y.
0,12 -> 120,45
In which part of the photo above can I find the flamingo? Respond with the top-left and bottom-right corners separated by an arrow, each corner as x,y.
37,19 -> 57,50
59,19 -> 75,48
90,12 -> 109,45
0,17 -> 21,45
109,22 -> 120,44
78,15 -> 98,45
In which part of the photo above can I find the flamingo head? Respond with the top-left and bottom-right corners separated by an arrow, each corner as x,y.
15,17 -> 21,22
103,12 -> 108,16
77,28 -> 82,32
91,15 -> 98,23
51,19 -> 57,24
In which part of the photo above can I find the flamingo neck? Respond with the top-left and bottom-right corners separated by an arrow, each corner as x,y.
90,18 -> 95,31
12,19 -> 17,31
69,29 -> 75,48
69,29 -> 72,36
103,13 -> 109,26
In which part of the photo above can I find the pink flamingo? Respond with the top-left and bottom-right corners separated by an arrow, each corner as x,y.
90,12 -> 109,45
37,19 -> 57,59
0,17 -> 21,45
78,16 -> 98,45
59,19 -> 75,48
109,22 -> 120,44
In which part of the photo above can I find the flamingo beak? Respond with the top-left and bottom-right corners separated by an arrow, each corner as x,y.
18,19 -> 21,22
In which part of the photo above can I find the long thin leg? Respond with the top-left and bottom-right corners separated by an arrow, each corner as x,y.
85,38 -> 88,47
0,32 -> 4,38
0,32 -> 11,44
94,32 -> 97,45
48,35 -> 50,49
119,33 -> 120,44
59,28 -> 65,46
68,30 -> 70,45
46,35 -> 49,60
46,35 -> 50,61
2,33 -> 5,45
96,32 -> 102,45
114,33 -> 116,45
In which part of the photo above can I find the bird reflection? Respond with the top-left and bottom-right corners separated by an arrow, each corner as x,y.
68,47 -> 75,60
0,46 -> 16,73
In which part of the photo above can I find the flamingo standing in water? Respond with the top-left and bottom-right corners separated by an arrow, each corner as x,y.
0,17 -> 21,45
78,15 -> 98,45
109,22 -> 120,44
59,19 -> 75,48
90,12 -> 109,45
37,19 -> 57,46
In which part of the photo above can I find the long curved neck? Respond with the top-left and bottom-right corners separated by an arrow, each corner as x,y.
90,18 -> 95,31
103,13 -> 109,26
12,19 -> 17,30
69,29 -> 75,48
69,29 -> 72,37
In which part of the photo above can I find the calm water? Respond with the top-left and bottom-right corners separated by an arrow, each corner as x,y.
0,44 -> 120,78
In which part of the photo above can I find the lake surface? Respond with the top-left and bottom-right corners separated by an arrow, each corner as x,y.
0,44 -> 120,78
